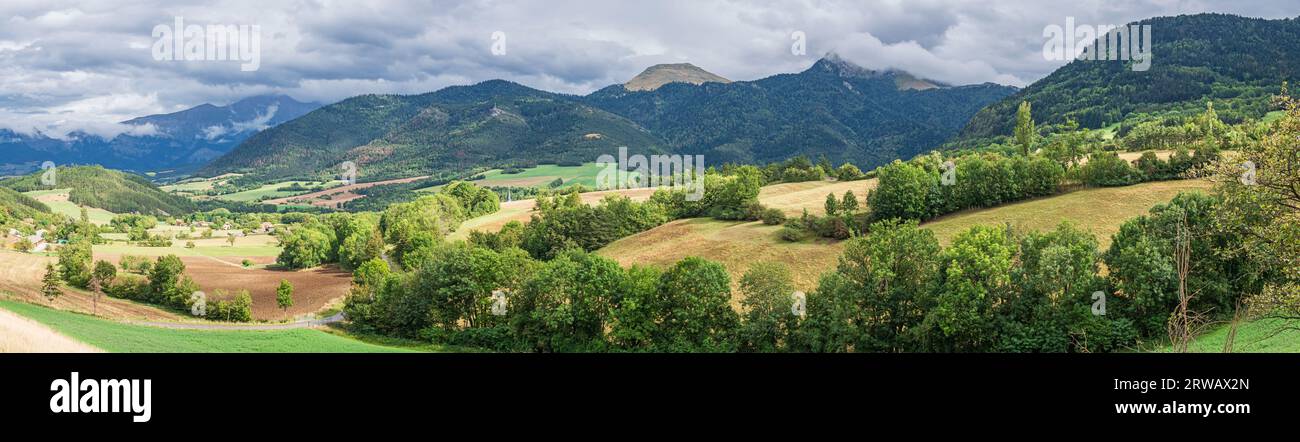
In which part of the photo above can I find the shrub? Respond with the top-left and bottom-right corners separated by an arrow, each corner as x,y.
760,208 -> 787,225
779,225 -> 805,242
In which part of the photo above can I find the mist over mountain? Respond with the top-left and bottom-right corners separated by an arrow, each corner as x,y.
0,95 -> 320,176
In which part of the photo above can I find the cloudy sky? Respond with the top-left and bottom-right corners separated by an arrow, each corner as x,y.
0,0 -> 1294,139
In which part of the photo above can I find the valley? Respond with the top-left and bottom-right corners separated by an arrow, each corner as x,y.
0,11 -> 1296,355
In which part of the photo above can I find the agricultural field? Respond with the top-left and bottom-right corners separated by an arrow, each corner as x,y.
90,233 -> 352,321
420,162 -> 627,192
23,189 -> 117,225
0,300 -> 414,353
0,249 -> 181,321
211,180 -> 346,202
262,176 -> 428,207
158,173 -> 242,195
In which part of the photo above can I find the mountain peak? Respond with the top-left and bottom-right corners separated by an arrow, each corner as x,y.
810,52 -> 879,78
624,63 -> 731,91
810,53 -> 943,90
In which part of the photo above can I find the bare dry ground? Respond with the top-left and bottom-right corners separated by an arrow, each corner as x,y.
92,253 -> 351,321
0,250 -> 181,321
0,306 -> 101,353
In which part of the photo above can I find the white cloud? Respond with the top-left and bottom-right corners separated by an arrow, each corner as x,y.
0,0 -> 1293,136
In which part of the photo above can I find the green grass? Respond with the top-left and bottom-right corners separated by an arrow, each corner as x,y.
23,189 -> 117,225
0,300 -> 416,353
213,180 -> 344,202
419,162 -> 634,191
1158,317 -> 1300,353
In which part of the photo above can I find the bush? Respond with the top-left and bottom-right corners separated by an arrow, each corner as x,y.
760,208 -> 787,225
1080,152 -> 1140,187
779,225 -> 805,242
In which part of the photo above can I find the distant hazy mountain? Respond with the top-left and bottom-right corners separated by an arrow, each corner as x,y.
200,54 -> 1016,181
624,63 -> 732,91
0,94 -> 320,175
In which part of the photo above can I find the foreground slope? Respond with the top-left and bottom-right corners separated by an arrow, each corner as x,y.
0,300 -> 412,353
597,179 -> 1213,297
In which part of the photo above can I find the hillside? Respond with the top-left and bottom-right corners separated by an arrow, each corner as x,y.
0,187 -> 52,223
200,55 -> 1015,181
624,63 -> 731,91
0,166 -> 196,216
0,95 -> 320,175
959,13 -> 1300,142
199,81 -> 666,182
594,178 -> 1211,297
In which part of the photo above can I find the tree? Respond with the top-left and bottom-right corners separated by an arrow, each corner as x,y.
90,260 -> 116,316
57,240 -> 93,288
41,263 -> 61,302
653,257 -> 739,352
823,193 -> 839,216
798,220 -> 940,352
868,160 -> 935,221
836,163 -> 866,181
226,234 -> 236,247
840,191 -> 859,213
276,280 -> 295,316
148,255 -> 187,305
1014,100 -> 1037,156
512,250 -> 623,352
1209,87 -> 1300,325
926,225 -> 1016,352
276,226 -> 333,269
737,262 -> 797,352
14,237 -> 32,253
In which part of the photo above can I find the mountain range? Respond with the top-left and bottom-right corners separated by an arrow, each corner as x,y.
200,54 -> 1018,181
0,95 -> 320,176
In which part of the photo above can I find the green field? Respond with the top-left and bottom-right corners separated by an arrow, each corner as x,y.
0,300 -> 415,353
419,162 -> 633,192
213,180 -> 345,202
1159,317 -> 1300,353
22,189 -> 117,224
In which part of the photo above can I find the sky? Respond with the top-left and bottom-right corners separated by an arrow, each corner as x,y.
0,0 -> 1295,139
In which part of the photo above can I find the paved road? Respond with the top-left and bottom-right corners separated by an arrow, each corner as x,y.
131,311 -> 345,331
